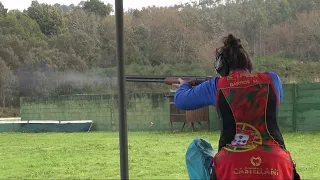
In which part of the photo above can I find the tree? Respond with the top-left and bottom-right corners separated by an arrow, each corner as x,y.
53,3 -> 76,13
26,1 -> 67,36
0,1 -> 7,15
0,10 -> 44,43
83,0 -> 113,16
0,59 -> 17,113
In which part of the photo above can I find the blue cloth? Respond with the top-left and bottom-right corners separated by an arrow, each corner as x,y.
174,71 -> 283,110
185,138 -> 214,180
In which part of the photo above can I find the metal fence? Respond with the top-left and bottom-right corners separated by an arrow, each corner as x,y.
19,83 -> 320,132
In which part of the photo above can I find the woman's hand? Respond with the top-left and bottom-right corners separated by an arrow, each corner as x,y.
172,78 -> 185,88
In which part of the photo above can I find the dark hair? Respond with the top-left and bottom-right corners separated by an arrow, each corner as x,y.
216,34 -> 253,72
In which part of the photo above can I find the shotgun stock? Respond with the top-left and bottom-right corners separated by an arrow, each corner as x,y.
126,75 -> 214,86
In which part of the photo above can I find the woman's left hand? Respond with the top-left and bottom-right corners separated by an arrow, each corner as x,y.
172,78 -> 185,88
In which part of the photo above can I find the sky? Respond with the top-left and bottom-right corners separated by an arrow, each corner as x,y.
1,0 -> 190,11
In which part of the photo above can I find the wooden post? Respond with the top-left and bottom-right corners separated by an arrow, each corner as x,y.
292,83 -> 298,132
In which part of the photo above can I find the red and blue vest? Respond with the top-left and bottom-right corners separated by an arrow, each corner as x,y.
212,71 -> 295,180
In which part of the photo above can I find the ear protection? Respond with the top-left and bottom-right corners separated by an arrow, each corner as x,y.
215,51 -> 230,77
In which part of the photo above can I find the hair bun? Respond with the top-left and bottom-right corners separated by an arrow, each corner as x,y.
223,34 -> 241,47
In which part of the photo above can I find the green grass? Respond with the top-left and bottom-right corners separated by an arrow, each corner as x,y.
0,132 -> 319,179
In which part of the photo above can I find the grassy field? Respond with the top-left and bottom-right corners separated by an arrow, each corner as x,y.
0,132 -> 319,179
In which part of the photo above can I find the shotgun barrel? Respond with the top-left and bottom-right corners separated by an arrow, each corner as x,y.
126,75 -> 214,86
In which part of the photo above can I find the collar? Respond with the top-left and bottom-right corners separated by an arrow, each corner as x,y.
230,69 -> 248,73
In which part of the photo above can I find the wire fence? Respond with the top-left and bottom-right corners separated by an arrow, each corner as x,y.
19,83 -> 320,132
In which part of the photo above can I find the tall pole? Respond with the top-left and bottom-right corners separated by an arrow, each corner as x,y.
115,0 -> 129,179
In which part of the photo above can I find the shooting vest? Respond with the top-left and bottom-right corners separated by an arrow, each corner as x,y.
212,70 -> 295,180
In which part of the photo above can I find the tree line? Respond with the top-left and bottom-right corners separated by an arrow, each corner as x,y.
0,0 -> 320,116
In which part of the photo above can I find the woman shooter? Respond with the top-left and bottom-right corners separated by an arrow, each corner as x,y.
173,34 -> 301,180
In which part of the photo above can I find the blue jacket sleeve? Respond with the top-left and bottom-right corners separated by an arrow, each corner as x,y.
267,72 -> 283,104
174,77 -> 219,110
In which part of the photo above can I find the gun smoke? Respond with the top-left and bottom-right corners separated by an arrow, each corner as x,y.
16,69 -> 118,96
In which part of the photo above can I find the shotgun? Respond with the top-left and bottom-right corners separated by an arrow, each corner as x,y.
125,75 -> 214,86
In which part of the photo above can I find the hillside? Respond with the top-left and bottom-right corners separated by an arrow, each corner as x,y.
0,0 -> 320,116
